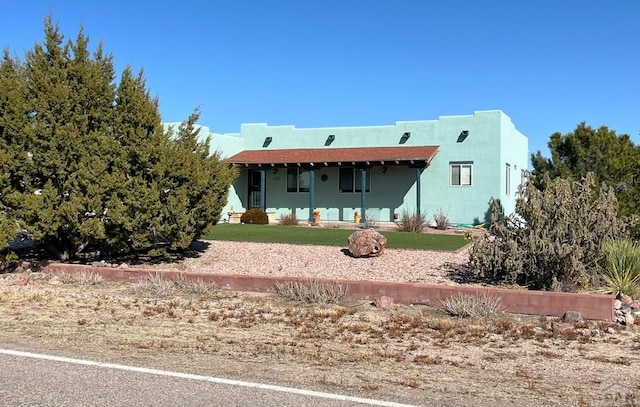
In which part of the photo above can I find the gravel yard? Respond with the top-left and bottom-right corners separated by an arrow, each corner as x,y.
146,240 -> 472,285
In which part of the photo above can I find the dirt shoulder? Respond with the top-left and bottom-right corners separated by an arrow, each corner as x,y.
0,273 -> 638,407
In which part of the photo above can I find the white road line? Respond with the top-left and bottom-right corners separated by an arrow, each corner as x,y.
0,348 -> 419,407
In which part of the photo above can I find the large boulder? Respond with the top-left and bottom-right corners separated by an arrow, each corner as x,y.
348,228 -> 387,258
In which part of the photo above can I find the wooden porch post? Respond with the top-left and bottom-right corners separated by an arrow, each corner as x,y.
414,166 -> 425,216
308,167 -> 315,223
360,168 -> 366,223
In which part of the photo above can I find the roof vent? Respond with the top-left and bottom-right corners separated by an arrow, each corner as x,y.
325,134 -> 335,146
457,130 -> 469,143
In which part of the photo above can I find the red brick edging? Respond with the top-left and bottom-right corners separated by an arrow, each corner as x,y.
40,262 -> 616,321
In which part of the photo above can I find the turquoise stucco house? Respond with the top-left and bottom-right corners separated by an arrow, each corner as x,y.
193,110 -> 528,226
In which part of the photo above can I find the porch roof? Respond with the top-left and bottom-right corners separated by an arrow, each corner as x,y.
227,146 -> 439,168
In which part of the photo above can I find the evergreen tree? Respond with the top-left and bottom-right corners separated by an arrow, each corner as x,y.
0,16 -> 236,260
0,49 -> 29,255
531,122 -> 640,230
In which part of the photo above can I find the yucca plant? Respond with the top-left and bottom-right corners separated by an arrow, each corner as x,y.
600,239 -> 640,297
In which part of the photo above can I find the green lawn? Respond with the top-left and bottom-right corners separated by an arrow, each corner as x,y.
203,224 -> 469,251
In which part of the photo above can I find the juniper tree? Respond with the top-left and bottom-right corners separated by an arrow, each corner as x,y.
0,49 -> 29,254
470,174 -> 626,291
0,16 -> 236,260
531,122 -> 640,236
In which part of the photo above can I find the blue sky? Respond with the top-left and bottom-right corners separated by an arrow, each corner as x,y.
1,1 -> 638,160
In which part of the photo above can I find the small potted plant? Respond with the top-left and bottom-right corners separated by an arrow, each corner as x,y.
354,211 -> 361,224
312,209 -> 321,225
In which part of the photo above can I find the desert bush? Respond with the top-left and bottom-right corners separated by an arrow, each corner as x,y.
274,279 -> 347,304
433,209 -> 449,230
398,210 -> 427,233
599,239 -> 640,296
470,174 -> 627,290
442,292 -> 502,318
240,209 -> 269,224
278,212 -> 299,226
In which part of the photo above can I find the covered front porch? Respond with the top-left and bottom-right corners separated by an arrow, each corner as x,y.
227,145 -> 439,224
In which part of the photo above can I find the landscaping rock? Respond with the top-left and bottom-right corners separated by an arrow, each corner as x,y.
613,294 -> 639,326
562,311 -> 583,323
347,228 -> 387,258
373,296 -> 394,308
625,313 -> 635,326
617,293 -> 633,304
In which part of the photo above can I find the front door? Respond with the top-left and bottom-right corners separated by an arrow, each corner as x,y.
248,170 -> 263,209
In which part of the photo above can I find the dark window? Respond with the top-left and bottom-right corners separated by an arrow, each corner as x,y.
287,168 -> 310,193
339,168 -> 370,193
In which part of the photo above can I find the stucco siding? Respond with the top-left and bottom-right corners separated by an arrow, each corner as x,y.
181,110 -> 528,226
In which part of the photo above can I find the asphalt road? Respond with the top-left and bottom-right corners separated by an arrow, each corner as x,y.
0,349 -> 421,407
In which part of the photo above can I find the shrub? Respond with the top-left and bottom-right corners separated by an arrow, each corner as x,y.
470,174 -> 627,290
600,239 -> 640,296
433,209 -> 449,230
240,209 -> 269,224
274,280 -> 347,304
398,210 -> 427,233
278,212 -> 299,226
441,292 -> 502,318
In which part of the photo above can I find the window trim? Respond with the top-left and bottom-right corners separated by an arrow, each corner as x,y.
450,162 -> 473,187
505,163 -> 511,195
286,168 -> 310,193
339,167 -> 371,194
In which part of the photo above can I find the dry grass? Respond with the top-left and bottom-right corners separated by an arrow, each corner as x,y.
55,270 -> 104,285
273,279 -> 347,304
0,272 -> 638,407
134,272 -> 217,296
441,292 -> 503,318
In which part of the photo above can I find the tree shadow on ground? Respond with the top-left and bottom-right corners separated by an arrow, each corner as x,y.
107,240 -> 213,266
2,239 -> 212,268
443,262 -> 496,286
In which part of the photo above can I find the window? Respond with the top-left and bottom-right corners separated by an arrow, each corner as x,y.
505,163 -> 511,195
450,163 -> 472,186
521,169 -> 529,187
286,168 -> 310,193
339,168 -> 371,193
